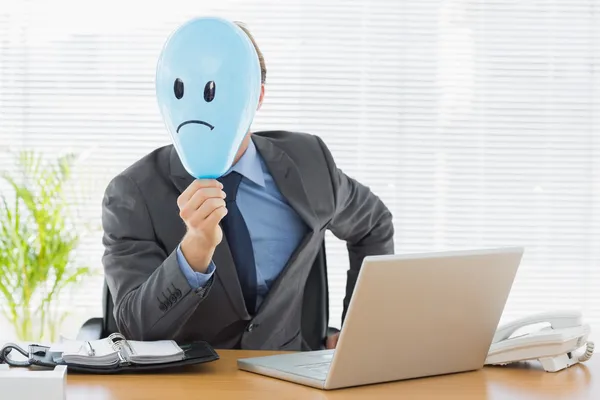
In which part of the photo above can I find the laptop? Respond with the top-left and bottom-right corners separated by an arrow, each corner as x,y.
237,247 -> 524,390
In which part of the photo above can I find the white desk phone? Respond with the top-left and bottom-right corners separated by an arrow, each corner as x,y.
485,310 -> 594,372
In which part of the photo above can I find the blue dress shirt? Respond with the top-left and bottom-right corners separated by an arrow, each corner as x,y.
176,139 -> 307,307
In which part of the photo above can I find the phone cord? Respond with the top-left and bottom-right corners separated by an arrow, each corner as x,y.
579,341 -> 594,362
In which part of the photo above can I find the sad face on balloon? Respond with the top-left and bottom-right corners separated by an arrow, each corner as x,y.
156,17 -> 263,179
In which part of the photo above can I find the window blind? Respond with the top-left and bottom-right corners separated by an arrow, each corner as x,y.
0,0 -> 599,341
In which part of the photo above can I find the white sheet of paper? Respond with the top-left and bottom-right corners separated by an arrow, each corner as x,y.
48,340 -> 85,354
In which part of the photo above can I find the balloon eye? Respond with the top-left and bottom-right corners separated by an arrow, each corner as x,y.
204,81 -> 216,102
174,78 -> 184,99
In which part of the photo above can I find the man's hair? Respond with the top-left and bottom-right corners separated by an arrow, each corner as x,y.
235,21 -> 267,84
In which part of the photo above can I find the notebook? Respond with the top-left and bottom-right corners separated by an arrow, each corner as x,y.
55,333 -> 185,367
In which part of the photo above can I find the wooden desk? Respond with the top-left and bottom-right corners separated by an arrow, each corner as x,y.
67,350 -> 598,399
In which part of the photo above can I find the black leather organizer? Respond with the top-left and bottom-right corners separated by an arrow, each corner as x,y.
0,341 -> 219,373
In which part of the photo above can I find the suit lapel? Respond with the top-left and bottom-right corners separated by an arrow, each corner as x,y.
169,147 -> 195,193
252,134 -> 319,313
252,135 -> 319,232
211,235 -> 249,318
169,147 -> 249,318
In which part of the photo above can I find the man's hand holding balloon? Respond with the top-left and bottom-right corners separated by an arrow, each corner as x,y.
155,17 -> 262,273
177,179 -> 227,273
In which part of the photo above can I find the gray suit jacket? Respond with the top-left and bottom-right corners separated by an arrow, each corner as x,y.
101,131 -> 394,350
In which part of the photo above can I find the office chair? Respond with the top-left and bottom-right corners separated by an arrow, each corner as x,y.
77,241 -> 339,350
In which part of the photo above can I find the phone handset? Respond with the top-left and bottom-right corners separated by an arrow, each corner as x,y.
492,310 -> 583,344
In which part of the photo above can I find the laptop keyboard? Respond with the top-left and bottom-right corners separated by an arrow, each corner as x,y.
295,361 -> 331,379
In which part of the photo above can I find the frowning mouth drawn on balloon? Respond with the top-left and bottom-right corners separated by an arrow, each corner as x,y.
176,120 -> 215,133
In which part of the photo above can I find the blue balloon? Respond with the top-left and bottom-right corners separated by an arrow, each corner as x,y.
156,17 -> 262,179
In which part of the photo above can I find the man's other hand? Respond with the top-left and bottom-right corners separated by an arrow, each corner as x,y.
325,332 -> 340,349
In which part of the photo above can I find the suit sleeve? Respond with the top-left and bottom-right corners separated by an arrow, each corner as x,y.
101,174 -> 214,340
315,136 -> 395,323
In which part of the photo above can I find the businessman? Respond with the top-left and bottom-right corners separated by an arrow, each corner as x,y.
101,23 -> 394,351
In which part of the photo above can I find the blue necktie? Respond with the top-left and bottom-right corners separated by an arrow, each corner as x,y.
218,171 -> 257,314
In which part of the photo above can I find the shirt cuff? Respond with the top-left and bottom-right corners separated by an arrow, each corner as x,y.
176,245 -> 216,289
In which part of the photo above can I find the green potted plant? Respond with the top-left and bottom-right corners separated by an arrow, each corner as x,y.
0,150 -> 94,341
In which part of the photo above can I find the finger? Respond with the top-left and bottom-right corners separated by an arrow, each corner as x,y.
178,179 -> 223,207
179,188 -> 225,218
188,198 -> 226,226
204,205 -> 228,227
